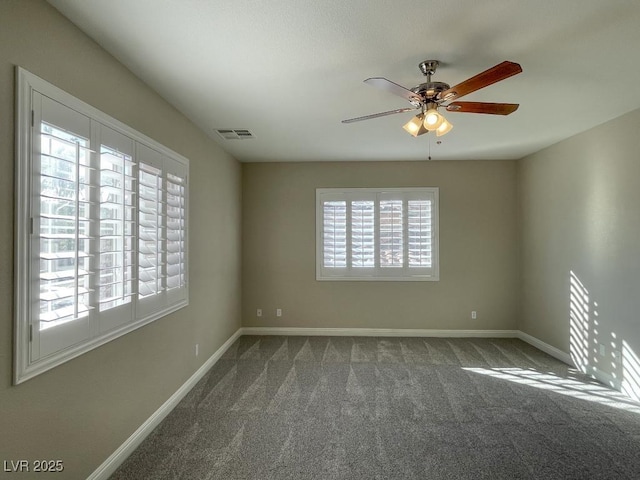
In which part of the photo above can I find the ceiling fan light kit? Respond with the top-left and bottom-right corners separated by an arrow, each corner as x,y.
342,59 -> 522,138
402,114 -> 428,137
423,107 -> 444,131
436,118 -> 453,137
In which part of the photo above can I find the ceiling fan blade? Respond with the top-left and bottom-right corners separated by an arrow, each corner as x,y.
446,101 -> 519,115
438,61 -> 522,102
364,77 -> 422,103
342,107 -> 419,124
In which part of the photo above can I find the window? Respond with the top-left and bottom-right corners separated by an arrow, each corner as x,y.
14,68 -> 189,383
316,188 -> 439,281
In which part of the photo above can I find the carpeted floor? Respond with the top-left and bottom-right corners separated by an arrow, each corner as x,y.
111,336 -> 640,479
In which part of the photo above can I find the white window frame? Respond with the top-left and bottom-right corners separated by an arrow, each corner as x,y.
14,67 -> 189,384
316,187 -> 439,281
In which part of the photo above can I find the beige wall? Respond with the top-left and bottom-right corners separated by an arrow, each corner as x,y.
518,107 -> 640,394
243,161 -> 519,330
4,0 -> 639,475
0,1 -> 241,478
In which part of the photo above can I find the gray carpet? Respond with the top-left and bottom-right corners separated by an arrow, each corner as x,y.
111,336 -> 640,479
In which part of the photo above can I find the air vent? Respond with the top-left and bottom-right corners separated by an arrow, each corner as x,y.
215,129 -> 255,140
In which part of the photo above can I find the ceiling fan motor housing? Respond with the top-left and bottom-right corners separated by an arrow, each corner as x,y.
411,82 -> 451,104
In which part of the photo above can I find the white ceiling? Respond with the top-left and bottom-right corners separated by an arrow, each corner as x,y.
48,0 -> 640,162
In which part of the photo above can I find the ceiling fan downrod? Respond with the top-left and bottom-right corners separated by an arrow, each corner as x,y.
411,60 -> 451,103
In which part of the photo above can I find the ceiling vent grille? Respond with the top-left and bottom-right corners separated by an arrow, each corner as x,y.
215,129 -> 255,140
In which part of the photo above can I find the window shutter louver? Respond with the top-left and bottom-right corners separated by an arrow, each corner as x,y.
34,95 -> 94,359
317,188 -> 438,281
351,200 -> 375,267
166,171 -> 186,292
136,145 -> 189,317
38,121 -> 94,328
98,143 -> 135,312
379,199 -> 404,268
94,125 -> 137,334
408,200 -> 432,267
138,161 -> 164,299
322,200 -> 347,268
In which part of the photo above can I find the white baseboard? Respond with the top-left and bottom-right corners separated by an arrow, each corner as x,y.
243,327 -> 575,367
586,365 -> 620,390
87,328 -> 243,480
91,326 -> 576,479
516,331 -> 573,366
241,326 -> 519,338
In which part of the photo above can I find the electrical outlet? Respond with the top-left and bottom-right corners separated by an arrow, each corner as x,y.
257,309 -> 262,317
276,308 -> 282,317
195,344 -> 199,357
471,311 -> 477,320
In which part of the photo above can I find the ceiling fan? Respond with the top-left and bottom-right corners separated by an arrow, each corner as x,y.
342,60 -> 522,137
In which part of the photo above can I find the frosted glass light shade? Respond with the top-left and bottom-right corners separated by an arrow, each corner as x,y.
403,114 -> 427,137
436,118 -> 453,137
423,108 -> 444,131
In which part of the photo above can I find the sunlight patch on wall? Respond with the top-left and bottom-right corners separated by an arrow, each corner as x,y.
569,271 -> 590,372
622,340 -> 640,401
568,270 -> 640,402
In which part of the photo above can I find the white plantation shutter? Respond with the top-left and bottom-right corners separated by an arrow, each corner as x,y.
166,174 -> 185,289
136,144 -> 188,318
408,199 -> 432,267
97,125 -> 136,332
379,199 -> 403,268
351,200 -> 375,267
316,188 -> 438,281
15,68 -> 189,383
34,94 -> 93,358
136,145 -> 166,319
138,161 -> 163,298
322,200 -> 347,268
165,162 -> 188,305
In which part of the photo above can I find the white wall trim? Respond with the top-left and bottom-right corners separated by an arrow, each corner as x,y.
242,327 -> 574,367
241,327 -> 519,338
516,331 -> 574,366
586,365 -> 620,390
89,326 -> 575,480
87,328 -> 243,480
